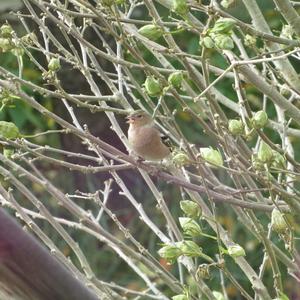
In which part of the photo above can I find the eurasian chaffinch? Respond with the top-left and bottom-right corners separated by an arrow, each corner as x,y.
126,110 -> 171,160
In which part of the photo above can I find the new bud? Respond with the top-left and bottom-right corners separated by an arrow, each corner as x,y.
251,111 -> 268,129
3,148 -> 14,158
168,71 -> 183,88
0,121 -> 20,139
271,151 -> 286,169
201,36 -> 215,49
48,57 -> 61,72
257,141 -> 273,163
228,119 -> 244,136
210,18 -> 236,34
172,150 -> 190,167
138,24 -> 163,41
199,147 -> 224,167
228,244 -> 246,258
158,244 -> 182,263
144,76 -> 163,97
180,200 -> 201,219
271,208 -> 288,234
213,34 -> 234,50
0,38 -> 14,52
179,217 -> 202,237
0,24 -> 13,38
172,0 -> 188,16
178,240 -> 203,257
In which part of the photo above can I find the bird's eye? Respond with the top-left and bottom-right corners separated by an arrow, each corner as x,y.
136,114 -> 142,118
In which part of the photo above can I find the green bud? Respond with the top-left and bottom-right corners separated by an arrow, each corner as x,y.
271,208 -> 288,234
228,244 -> 246,258
3,148 -> 14,158
280,25 -> 294,39
12,47 -> 24,57
0,38 -> 14,52
220,0 -> 235,9
251,154 -> 264,171
200,36 -> 215,49
257,141 -> 273,163
251,111 -> 268,129
158,244 -> 182,263
199,147 -> 223,167
178,240 -> 203,257
210,18 -> 236,34
0,121 -> 20,139
213,291 -> 225,300
179,217 -> 202,237
21,32 -> 37,46
172,0 -> 188,16
228,119 -> 244,136
172,150 -> 190,167
244,34 -> 256,47
0,24 -> 13,38
48,57 -> 61,72
213,34 -> 234,50
138,24 -> 163,41
180,200 -> 201,218
144,76 -> 162,97
196,264 -> 210,280
172,295 -> 188,300
168,71 -> 183,88
271,151 -> 286,169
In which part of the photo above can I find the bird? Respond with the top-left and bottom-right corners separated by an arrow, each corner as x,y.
126,110 -> 171,161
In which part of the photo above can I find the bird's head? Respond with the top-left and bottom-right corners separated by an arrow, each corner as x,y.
126,110 -> 153,127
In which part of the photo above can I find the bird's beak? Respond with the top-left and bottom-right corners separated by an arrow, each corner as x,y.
126,116 -> 134,124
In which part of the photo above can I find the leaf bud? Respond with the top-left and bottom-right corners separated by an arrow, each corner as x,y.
257,141 -> 273,163
210,18 -> 236,34
251,154 -> 264,171
244,34 -> 256,47
3,148 -> 14,158
228,119 -> 244,136
0,38 -> 14,52
144,76 -> 163,97
180,200 -> 201,219
220,0 -> 235,9
168,71 -> 183,88
228,244 -> 246,258
271,208 -> 288,234
213,34 -> 234,50
178,240 -> 203,257
158,244 -> 182,263
172,0 -> 188,16
172,150 -> 190,167
179,217 -> 202,237
251,110 -> 268,129
200,36 -> 215,49
0,24 -> 13,38
271,151 -> 286,169
199,147 -> 223,167
138,24 -> 163,41
0,121 -> 20,139
48,57 -> 61,72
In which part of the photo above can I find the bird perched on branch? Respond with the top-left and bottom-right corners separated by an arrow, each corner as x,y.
126,110 -> 171,161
